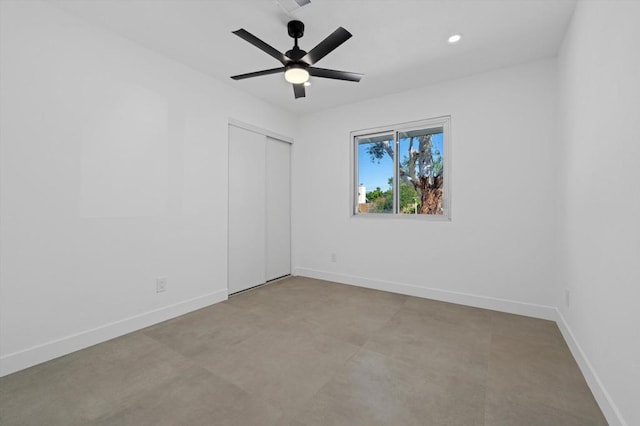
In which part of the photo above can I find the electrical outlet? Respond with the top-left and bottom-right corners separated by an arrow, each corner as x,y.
331,252 -> 337,263
156,277 -> 167,293
564,289 -> 570,307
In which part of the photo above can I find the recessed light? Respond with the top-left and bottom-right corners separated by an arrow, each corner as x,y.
448,34 -> 462,44
303,81 -> 311,87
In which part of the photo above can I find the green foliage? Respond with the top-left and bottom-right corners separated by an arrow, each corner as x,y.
366,187 -> 385,202
366,185 -> 393,213
370,194 -> 393,213
399,181 -> 420,213
365,181 -> 418,213
365,142 -> 390,162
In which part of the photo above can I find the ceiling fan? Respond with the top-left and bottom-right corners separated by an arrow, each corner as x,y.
230,20 -> 363,99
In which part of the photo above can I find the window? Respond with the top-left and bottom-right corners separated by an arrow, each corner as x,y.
353,117 -> 450,218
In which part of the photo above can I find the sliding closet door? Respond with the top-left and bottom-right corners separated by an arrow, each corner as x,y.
265,137 -> 291,281
228,125 -> 266,294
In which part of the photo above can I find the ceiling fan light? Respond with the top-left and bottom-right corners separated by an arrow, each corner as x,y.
284,66 -> 310,84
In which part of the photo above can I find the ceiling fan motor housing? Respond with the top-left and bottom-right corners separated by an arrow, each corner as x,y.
286,48 -> 306,62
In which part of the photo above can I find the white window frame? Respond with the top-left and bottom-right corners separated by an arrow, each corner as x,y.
351,116 -> 451,220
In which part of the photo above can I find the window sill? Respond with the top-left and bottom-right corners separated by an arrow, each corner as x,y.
351,213 -> 451,221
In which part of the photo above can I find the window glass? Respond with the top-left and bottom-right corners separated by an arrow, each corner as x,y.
356,134 -> 394,214
397,128 -> 444,215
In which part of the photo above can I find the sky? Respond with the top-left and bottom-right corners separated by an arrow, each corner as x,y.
358,133 -> 443,193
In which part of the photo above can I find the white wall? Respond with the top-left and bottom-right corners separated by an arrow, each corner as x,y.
3,4 -> 637,424
0,1 -> 296,376
293,59 -> 558,317
557,1 -> 640,425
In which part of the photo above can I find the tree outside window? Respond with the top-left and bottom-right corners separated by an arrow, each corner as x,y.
354,117 -> 450,218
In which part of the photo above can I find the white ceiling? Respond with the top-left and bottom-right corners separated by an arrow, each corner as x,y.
52,0 -> 576,116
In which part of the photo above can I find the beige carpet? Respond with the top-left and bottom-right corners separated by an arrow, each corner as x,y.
0,276 -> 607,425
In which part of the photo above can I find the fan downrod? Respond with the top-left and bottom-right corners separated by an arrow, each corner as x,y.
286,20 -> 306,61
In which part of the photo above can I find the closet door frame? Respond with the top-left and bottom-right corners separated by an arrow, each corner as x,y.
227,119 -> 293,295
265,136 -> 291,282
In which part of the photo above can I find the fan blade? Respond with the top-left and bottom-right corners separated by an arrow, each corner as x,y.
293,83 -> 306,99
308,67 -> 363,82
231,67 -> 285,80
301,27 -> 352,65
232,29 -> 288,65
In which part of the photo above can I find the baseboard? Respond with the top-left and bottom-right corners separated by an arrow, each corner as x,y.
0,289 -> 228,377
294,267 -> 556,320
555,309 -> 627,426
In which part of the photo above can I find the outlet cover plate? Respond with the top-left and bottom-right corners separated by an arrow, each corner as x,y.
156,277 -> 167,293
